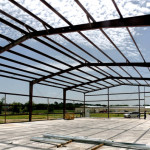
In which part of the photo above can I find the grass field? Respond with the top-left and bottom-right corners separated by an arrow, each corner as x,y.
0,110 -> 146,124
0,110 -> 80,123
0,114 -> 63,123
90,113 -> 124,118
32,109 -> 74,114
1,111 -> 144,124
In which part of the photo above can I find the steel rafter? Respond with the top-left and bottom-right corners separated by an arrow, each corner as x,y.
1,13 -> 149,54
32,62 -> 150,84
2,0 -> 150,124
0,9 -> 118,88
0,56 -> 97,92
31,14 -> 150,36
0,63 -> 82,86
0,7 -> 119,90
112,0 -> 146,63
0,1 -> 127,88
2,1 -> 149,87
0,0 -> 150,95
0,55 -> 90,91
85,91 -> 150,96
74,0 -> 149,86
39,1 -> 130,86
0,34 -> 90,86
0,8 -> 120,88
66,76 -> 150,91
85,83 -> 150,94
111,0 -> 150,84
0,2 -> 148,86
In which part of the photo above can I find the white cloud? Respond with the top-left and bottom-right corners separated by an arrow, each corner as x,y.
22,61 -> 108,81
22,61 -> 79,73
115,0 -> 150,17
80,0 -> 119,21
48,0 -> 89,25
147,2 -> 150,7
102,28 -> 143,60
0,20 -> 23,40
1,0 -> 150,62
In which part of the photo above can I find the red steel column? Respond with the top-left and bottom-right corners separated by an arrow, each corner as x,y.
63,89 -> 66,119
108,88 -> 110,118
29,81 -> 33,122
138,86 -> 140,119
84,93 -> 85,117
4,94 -> 6,123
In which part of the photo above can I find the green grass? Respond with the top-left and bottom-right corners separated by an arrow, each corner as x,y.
53,110 -> 75,113
1,111 -> 126,124
0,116 -> 4,124
0,112 -> 145,124
0,112 -> 81,123
32,109 -> 75,114
90,113 -> 124,118
6,115 -> 29,119
0,114 -> 63,123
32,110 -> 48,114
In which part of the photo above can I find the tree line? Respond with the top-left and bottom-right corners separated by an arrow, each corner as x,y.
0,98 -> 83,114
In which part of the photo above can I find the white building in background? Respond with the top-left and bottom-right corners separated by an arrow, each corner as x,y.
75,105 -> 149,113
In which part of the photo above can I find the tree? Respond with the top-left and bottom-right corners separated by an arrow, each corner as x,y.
0,97 -> 5,114
48,104 -> 54,113
66,103 -> 74,110
54,101 -> 59,109
23,101 -> 35,113
11,102 -> 22,114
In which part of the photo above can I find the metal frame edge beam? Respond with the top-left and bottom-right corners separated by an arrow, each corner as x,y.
31,14 -> 150,37
1,14 -> 150,54
33,63 -> 150,84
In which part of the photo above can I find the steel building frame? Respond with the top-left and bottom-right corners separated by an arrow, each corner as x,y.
0,0 -> 150,121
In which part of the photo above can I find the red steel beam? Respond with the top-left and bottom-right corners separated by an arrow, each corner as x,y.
1,14 -> 150,54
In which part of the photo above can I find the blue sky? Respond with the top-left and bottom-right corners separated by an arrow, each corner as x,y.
1,0 -> 150,105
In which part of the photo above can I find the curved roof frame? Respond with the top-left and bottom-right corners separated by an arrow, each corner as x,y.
0,0 -> 150,94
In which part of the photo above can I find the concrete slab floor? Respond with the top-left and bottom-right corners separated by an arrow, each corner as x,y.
0,116 -> 150,150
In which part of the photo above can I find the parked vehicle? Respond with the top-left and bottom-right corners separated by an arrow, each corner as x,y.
124,112 -> 139,118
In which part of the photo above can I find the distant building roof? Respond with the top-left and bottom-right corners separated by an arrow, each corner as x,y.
145,106 -> 150,108
86,106 -> 104,108
79,105 -> 145,108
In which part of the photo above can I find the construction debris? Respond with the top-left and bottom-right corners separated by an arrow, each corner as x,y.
31,137 -> 68,144
91,143 -> 104,150
57,140 -> 72,148
65,113 -> 75,120
31,134 -> 150,149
